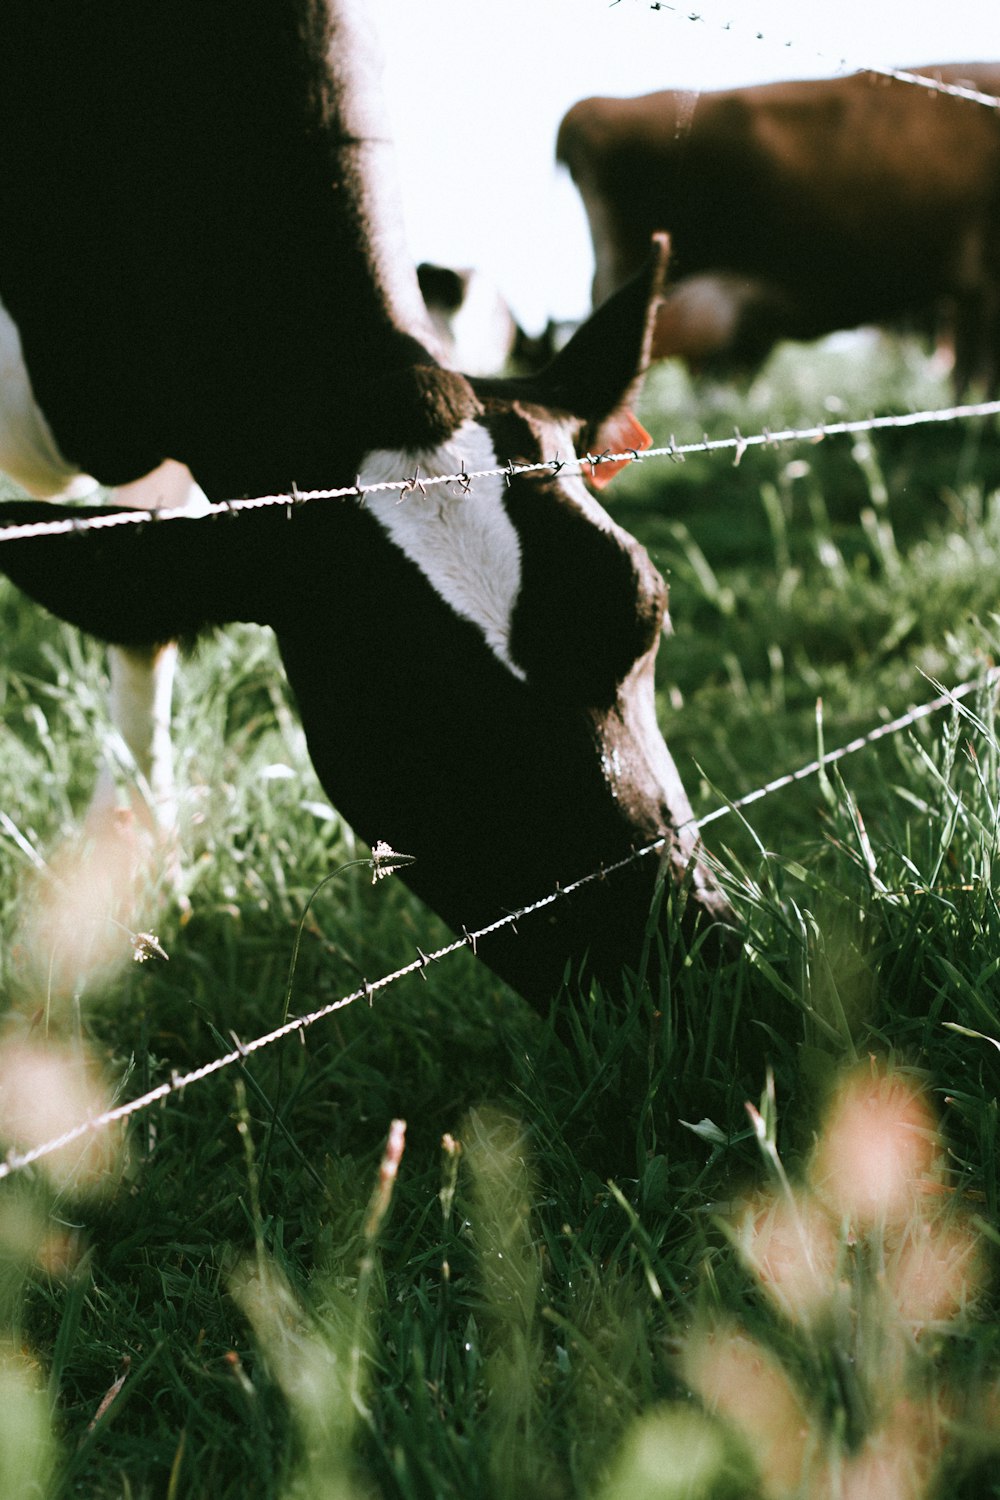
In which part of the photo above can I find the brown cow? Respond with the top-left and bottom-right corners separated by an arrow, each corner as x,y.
557,65 -> 1000,392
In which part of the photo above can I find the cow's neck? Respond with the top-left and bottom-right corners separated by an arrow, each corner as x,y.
325,0 -> 438,351
0,0 -> 450,498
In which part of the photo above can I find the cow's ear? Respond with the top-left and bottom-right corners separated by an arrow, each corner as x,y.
580,409 -> 653,490
532,233 -> 670,422
417,262 -> 468,314
0,501 -> 285,645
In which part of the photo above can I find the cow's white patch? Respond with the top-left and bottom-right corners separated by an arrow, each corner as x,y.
359,420 -> 525,678
0,294 -> 95,498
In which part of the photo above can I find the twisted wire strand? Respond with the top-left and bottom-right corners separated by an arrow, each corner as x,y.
0,398 -> 997,546
876,65 -> 1000,110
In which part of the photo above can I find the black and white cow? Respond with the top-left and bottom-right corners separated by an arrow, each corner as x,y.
0,0 -> 730,1005
416,263 -> 559,375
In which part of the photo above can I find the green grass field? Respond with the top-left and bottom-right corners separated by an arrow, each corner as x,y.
1,332 -> 1000,1498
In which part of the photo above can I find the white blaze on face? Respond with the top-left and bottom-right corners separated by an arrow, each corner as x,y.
359,420 -> 525,679
0,294 -> 96,498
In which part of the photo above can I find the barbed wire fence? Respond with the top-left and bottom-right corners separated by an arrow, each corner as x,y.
0,398 -> 998,545
0,1 -> 999,1184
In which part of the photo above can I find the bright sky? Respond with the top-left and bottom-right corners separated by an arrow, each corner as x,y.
373,0 -> 999,331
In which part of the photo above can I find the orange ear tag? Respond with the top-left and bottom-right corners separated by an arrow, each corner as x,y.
583,410 -> 652,490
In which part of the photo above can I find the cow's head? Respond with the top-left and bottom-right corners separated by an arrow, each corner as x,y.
0,238 -> 734,1007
